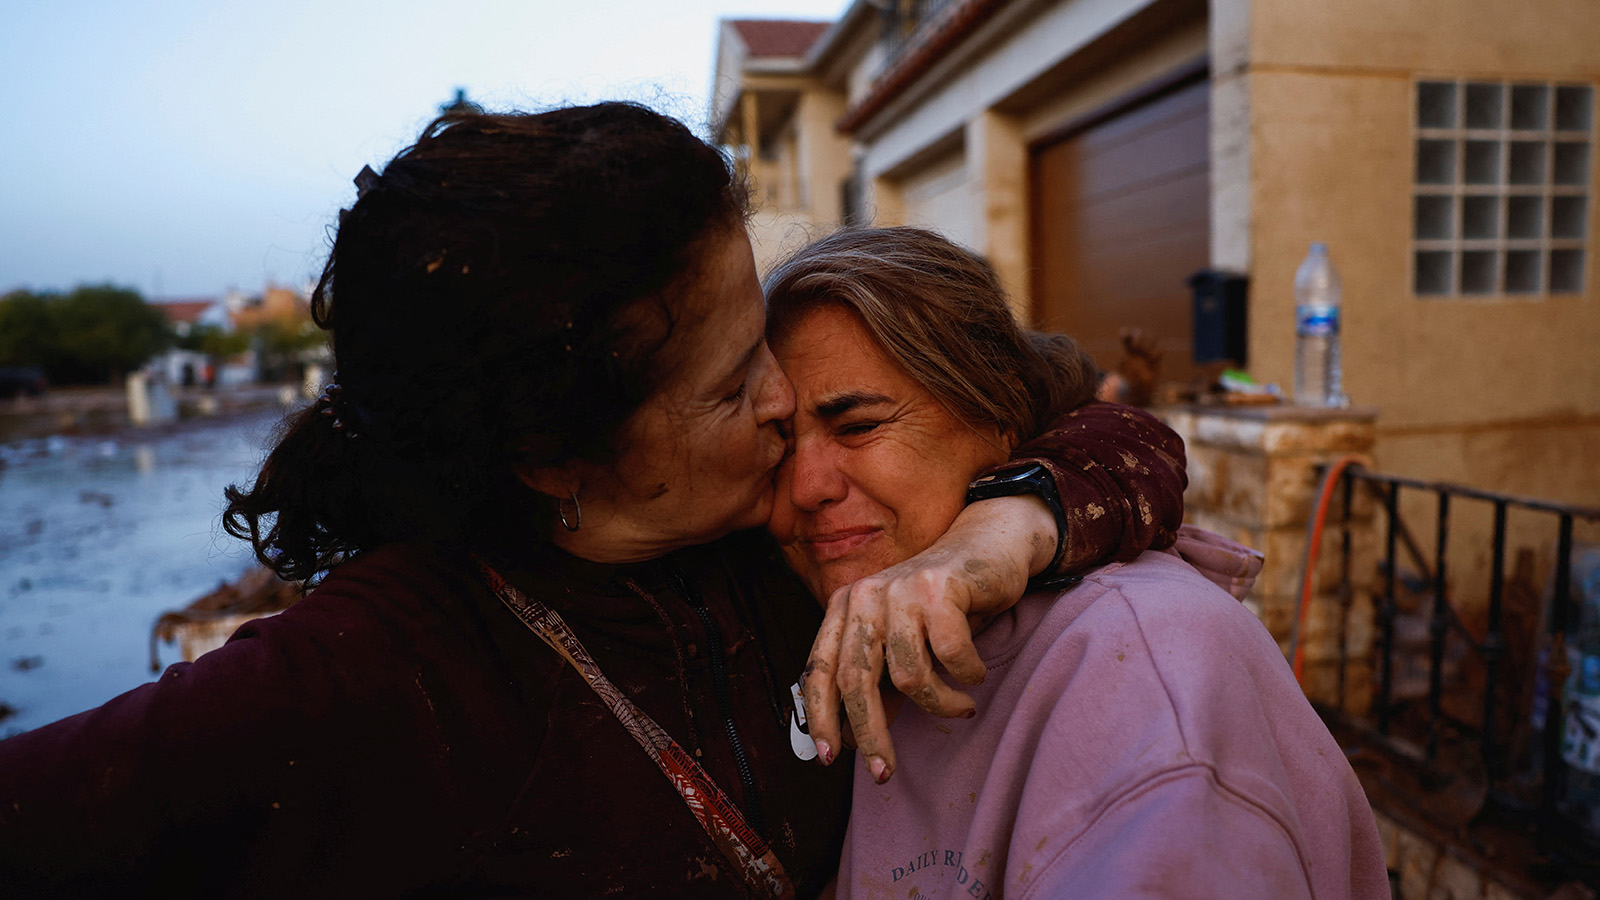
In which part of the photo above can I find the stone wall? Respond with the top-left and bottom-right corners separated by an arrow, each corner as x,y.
1162,403 -> 1599,898
1159,402 -> 1379,712
1372,807 -> 1572,900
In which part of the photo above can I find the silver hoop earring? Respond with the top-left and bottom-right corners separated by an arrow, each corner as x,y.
558,491 -> 582,532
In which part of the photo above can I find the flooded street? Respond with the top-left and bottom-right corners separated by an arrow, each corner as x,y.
0,410 -> 287,738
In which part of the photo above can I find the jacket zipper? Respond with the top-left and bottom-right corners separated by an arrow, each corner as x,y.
674,568 -> 767,838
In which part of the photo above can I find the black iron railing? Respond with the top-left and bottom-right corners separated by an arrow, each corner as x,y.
878,0 -> 957,65
1321,465 -> 1600,879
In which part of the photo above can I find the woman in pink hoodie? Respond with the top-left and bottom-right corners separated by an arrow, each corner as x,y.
765,227 -> 1390,900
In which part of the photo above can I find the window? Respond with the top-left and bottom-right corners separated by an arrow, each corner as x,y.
1413,80 -> 1593,296
840,163 -> 864,227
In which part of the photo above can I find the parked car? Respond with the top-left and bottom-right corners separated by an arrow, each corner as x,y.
0,366 -> 48,399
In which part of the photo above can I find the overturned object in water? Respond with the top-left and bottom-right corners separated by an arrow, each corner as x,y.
149,566 -> 302,670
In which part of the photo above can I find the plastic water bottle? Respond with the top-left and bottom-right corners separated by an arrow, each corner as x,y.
1559,552 -> 1600,837
1561,649 -> 1600,837
1293,242 -> 1346,407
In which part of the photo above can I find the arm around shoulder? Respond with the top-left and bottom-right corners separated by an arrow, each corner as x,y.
991,401 -> 1187,574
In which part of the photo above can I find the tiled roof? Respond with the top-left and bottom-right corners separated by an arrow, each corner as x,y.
837,0 -> 1008,134
730,19 -> 832,58
154,299 -> 218,324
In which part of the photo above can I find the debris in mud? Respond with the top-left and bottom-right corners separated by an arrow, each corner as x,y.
151,566 -> 303,668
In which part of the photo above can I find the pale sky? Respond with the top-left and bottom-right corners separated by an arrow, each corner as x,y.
0,0 -> 849,299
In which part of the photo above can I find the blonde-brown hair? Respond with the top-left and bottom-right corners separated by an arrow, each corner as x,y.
763,226 -> 1098,440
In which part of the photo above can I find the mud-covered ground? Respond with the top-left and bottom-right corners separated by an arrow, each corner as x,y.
0,409 -> 288,738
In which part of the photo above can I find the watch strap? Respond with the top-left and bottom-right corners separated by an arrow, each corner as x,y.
965,462 -> 1069,574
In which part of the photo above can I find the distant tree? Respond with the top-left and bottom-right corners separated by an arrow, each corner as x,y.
45,285 -> 172,384
177,324 -> 251,358
0,291 -> 56,367
252,317 -> 328,383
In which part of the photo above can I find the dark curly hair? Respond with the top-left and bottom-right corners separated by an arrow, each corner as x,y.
224,103 -> 747,583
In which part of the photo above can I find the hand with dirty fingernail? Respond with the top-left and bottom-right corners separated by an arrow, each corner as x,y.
867,756 -> 891,784
796,495 -> 1057,782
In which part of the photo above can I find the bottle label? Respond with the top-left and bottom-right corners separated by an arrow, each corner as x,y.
1564,689 -> 1600,775
1297,305 -> 1340,336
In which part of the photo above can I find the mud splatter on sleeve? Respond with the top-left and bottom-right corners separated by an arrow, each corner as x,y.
981,401 -> 1187,573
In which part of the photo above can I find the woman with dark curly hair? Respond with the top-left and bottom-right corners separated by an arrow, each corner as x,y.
0,105 -> 1185,898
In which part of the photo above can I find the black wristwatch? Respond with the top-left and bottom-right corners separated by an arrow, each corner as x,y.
965,463 -> 1069,574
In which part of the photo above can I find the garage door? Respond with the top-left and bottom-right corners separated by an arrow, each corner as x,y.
1030,74 -> 1211,382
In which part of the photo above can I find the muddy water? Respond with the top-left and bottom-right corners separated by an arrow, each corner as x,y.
0,410 -> 287,738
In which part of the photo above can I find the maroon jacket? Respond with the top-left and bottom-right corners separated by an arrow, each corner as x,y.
0,403 -> 1184,898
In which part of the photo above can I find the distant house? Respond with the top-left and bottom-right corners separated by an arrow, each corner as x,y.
154,297 -> 229,339
227,284 -> 310,334
152,297 -> 230,386
149,285 -> 327,388
711,17 -> 850,273
228,284 -> 330,386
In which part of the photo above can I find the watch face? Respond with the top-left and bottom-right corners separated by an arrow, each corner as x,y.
972,465 -> 1045,490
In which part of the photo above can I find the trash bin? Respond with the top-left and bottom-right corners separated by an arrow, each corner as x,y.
1188,269 -> 1248,367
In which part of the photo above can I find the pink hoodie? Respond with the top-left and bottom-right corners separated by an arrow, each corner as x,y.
835,547 -> 1389,900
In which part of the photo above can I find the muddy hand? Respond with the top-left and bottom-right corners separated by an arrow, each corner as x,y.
800,546 -> 1005,784
800,598 -> 848,769
800,494 -> 1054,782
802,579 -> 924,782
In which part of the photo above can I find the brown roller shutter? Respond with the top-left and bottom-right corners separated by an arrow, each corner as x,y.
1031,74 -> 1211,382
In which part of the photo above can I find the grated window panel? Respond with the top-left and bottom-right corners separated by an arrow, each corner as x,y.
1413,80 -> 1593,297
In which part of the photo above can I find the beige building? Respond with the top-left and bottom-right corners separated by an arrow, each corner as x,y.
711,0 -> 1600,522
712,17 -> 852,271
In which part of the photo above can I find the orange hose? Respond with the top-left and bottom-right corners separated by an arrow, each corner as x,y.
1292,455 -> 1366,684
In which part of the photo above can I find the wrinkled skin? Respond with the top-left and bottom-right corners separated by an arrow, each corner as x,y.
522,229 -> 795,563
769,305 -> 1057,782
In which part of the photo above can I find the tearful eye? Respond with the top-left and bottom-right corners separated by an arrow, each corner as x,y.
839,422 -> 880,437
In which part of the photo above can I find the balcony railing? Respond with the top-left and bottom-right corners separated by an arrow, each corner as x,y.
1317,465 -> 1600,886
878,0 -> 958,65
